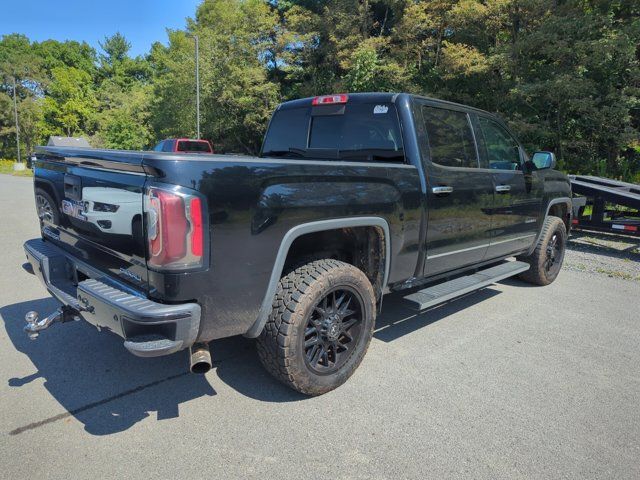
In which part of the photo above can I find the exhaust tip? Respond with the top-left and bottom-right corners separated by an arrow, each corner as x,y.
191,361 -> 211,375
189,343 -> 212,374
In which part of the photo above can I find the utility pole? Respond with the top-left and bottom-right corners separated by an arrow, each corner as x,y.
195,35 -> 200,140
12,76 -> 21,163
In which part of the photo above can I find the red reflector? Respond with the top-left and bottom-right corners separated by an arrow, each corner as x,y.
625,225 -> 638,231
190,197 -> 204,256
572,219 -> 579,225
312,94 -> 348,106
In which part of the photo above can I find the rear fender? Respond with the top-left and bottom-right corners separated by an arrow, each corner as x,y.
244,217 -> 390,338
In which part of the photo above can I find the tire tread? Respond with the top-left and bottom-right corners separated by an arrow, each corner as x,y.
256,259 -> 375,395
517,216 -> 566,286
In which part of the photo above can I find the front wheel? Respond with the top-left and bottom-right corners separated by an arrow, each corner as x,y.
256,259 -> 376,396
517,216 -> 567,286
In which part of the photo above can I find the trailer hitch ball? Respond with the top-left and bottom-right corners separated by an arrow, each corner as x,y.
24,308 -> 64,340
25,311 -> 40,340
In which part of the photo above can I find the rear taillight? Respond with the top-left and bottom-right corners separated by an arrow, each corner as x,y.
145,187 -> 205,270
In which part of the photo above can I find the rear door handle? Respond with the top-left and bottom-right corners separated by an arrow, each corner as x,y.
432,186 -> 453,195
495,184 -> 511,193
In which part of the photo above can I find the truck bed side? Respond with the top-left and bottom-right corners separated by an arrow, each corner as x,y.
142,153 -> 422,340
33,148 -> 423,342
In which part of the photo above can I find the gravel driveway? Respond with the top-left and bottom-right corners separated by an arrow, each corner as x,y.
566,230 -> 640,281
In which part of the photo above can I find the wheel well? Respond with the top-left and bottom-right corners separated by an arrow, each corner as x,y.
283,226 -> 386,298
34,181 -> 58,206
548,202 -> 571,231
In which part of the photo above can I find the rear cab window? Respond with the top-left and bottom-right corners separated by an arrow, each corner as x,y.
420,105 -> 479,169
176,140 -> 212,153
261,99 -> 405,163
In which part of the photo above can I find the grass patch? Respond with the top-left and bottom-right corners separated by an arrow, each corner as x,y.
594,267 -> 640,281
0,159 -> 33,177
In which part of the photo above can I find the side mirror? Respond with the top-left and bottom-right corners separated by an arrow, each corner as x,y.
531,151 -> 557,170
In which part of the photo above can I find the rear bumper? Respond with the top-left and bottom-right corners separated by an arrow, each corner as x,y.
23,238 -> 201,357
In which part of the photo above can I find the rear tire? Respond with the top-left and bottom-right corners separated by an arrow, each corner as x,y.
517,216 -> 567,286
256,259 -> 376,396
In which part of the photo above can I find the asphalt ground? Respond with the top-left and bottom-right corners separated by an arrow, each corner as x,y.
1,174 -> 639,479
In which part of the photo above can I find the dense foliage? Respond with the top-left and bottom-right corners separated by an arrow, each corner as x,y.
1,0 -> 638,179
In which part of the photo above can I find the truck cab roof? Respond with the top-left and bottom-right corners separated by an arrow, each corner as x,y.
278,92 -> 494,117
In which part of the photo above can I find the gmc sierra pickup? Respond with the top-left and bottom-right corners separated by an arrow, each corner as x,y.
23,93 -> 571,395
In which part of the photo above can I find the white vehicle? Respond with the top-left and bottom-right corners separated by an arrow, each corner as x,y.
81,187 -> 142,236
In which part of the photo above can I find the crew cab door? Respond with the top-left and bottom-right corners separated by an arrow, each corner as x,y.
417,103 -> 494,276
472,114 -> 542,258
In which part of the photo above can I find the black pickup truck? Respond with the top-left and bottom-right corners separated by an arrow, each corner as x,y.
23,93 -> 571,395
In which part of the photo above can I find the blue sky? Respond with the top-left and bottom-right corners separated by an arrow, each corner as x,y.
1,0 -> 201,57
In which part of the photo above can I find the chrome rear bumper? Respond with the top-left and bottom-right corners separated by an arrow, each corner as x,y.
23,238 -> 201,357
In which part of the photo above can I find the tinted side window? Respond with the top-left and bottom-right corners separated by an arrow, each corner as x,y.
422,106 -> 478,168
478,117 -> 521,170
261,107 -> 310,154
162,140 -> 175,152
153,141 -> 164,152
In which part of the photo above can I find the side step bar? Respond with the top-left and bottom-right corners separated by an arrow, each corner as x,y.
403,261 -> 530,311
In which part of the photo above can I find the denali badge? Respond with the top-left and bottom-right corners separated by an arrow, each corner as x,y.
119,268 -> 142,283
42,226 -> 60,241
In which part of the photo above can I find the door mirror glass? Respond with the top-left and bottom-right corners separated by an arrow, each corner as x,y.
532,151 -> 556,170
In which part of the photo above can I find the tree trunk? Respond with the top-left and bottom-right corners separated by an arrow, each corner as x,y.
435,25 -> 444,67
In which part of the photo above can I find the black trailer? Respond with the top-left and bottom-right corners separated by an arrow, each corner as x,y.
570,175 -> 640,236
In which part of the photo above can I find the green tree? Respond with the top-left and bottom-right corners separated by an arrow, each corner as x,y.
0,0 -> 637,178
34,39 -> 97,81
41,66 -> 97,137
99,32 -> 131,69
0,34 -> 45,158
97,83 -> 153,150
91,33 -> 154,149
151,0 -> 280,153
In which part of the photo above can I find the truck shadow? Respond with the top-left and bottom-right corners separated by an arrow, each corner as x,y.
1,297 -> 219,436
0,298 -> 318,436
2,285 -> 510,435
374,288 -> 502,342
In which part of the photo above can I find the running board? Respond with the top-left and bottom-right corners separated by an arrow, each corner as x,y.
403,261 -> 530,311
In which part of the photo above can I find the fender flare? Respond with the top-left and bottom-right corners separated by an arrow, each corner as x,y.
526,196 -> 572,256
34,177 -> 61,205
244,217 -> 391,338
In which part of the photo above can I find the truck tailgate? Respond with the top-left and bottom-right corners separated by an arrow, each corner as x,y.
34,147 -> 150,293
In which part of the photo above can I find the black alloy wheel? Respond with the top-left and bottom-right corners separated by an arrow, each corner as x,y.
545,232 -> 563,276
303,287 -> 364,375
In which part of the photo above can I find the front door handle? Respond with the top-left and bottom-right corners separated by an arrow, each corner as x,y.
495,184 -> 511,193
432,186 -> 454,196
